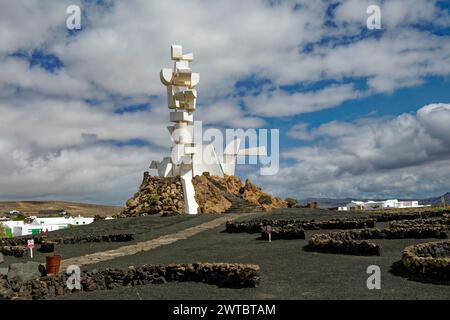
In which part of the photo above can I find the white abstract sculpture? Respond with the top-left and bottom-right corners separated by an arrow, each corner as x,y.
151,45 -> 266,214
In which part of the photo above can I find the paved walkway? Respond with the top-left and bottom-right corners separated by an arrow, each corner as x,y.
60,213 -> 254,269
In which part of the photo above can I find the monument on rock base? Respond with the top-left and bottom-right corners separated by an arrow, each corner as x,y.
150,45 -> 266,215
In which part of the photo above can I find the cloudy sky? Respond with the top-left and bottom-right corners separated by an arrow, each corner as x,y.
1,0 -> 450,204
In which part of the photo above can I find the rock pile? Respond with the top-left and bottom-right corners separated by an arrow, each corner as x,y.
402,240 -> 450,282
0,262 -> 261,300
121,172 -> 287,216
230,176 -> 287,211
194,174 -> 287,212
122,173 -> 185,217
192,174 -> 232,213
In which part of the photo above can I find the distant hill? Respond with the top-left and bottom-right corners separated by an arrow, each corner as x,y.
300,198 -> 354,209
0,201 -> 123,217
419,192 -> 450,206
301,192 -> 450,209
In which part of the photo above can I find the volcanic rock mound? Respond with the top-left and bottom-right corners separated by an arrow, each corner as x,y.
121,172 -> 287,216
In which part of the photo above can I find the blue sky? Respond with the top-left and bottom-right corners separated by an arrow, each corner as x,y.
1,0 -> 450,204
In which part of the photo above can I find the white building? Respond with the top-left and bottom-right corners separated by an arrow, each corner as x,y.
338,199 -> 429,211
1,215 -> 95,237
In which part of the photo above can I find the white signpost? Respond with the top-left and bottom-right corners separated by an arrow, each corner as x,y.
266,225 -> 272,243
27,239 -> 35,259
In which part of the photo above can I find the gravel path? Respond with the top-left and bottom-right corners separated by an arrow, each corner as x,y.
60,212 -> 254,269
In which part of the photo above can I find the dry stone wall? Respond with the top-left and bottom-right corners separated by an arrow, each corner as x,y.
401,240 -> 450,282
0,234 -> 134,257
0,262 -> 261,300
370,210 -> 449,222
306,226 -> 448,256
225,217 -> 376,234
389,217 -> 450,229
259,225 -> 305,240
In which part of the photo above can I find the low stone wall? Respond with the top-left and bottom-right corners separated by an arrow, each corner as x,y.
225,218 -> 375,234
370,210 -> 449,222
0,262 -> 261,300
401,240 -> 450,282
330,226 -> 448,241
340,226 -> 448,240
0,246 -> 27,257
306,226 -> 448,256
0,233 -> 135,247
317,218 -> 376,230
259,225 -> 305,240
164,263 -> 260,288
390,218 -> 450,229
306,234 -> 381,256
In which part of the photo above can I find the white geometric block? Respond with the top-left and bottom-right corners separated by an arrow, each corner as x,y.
172,72 -> 192,86
175,60 -> 191,74
184,145 -> 197,155
159,162 -> 173,177
167,86 -> 179,109
192,143 -> 224,178
180,168 -> 199,214
190,73 -> 200,88
171,144 -> 186,164
172,123 -> 194,144
160,68 -> 173,85
170,111 -> 193,123
182,52 -> 194,61
171,45 -> 183,60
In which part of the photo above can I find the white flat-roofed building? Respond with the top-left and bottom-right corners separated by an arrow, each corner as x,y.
338,199 -> 429,211
1,215 -> 95,237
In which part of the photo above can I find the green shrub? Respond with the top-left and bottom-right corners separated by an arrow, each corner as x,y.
13,213 -> 26,221
144,194 -> 161,205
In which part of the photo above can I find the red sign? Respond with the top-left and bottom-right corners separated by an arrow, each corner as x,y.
266,225 -> 272,234
27,239 -> 35,249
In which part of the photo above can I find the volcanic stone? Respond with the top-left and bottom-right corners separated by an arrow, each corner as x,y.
7,261 -> 45,283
